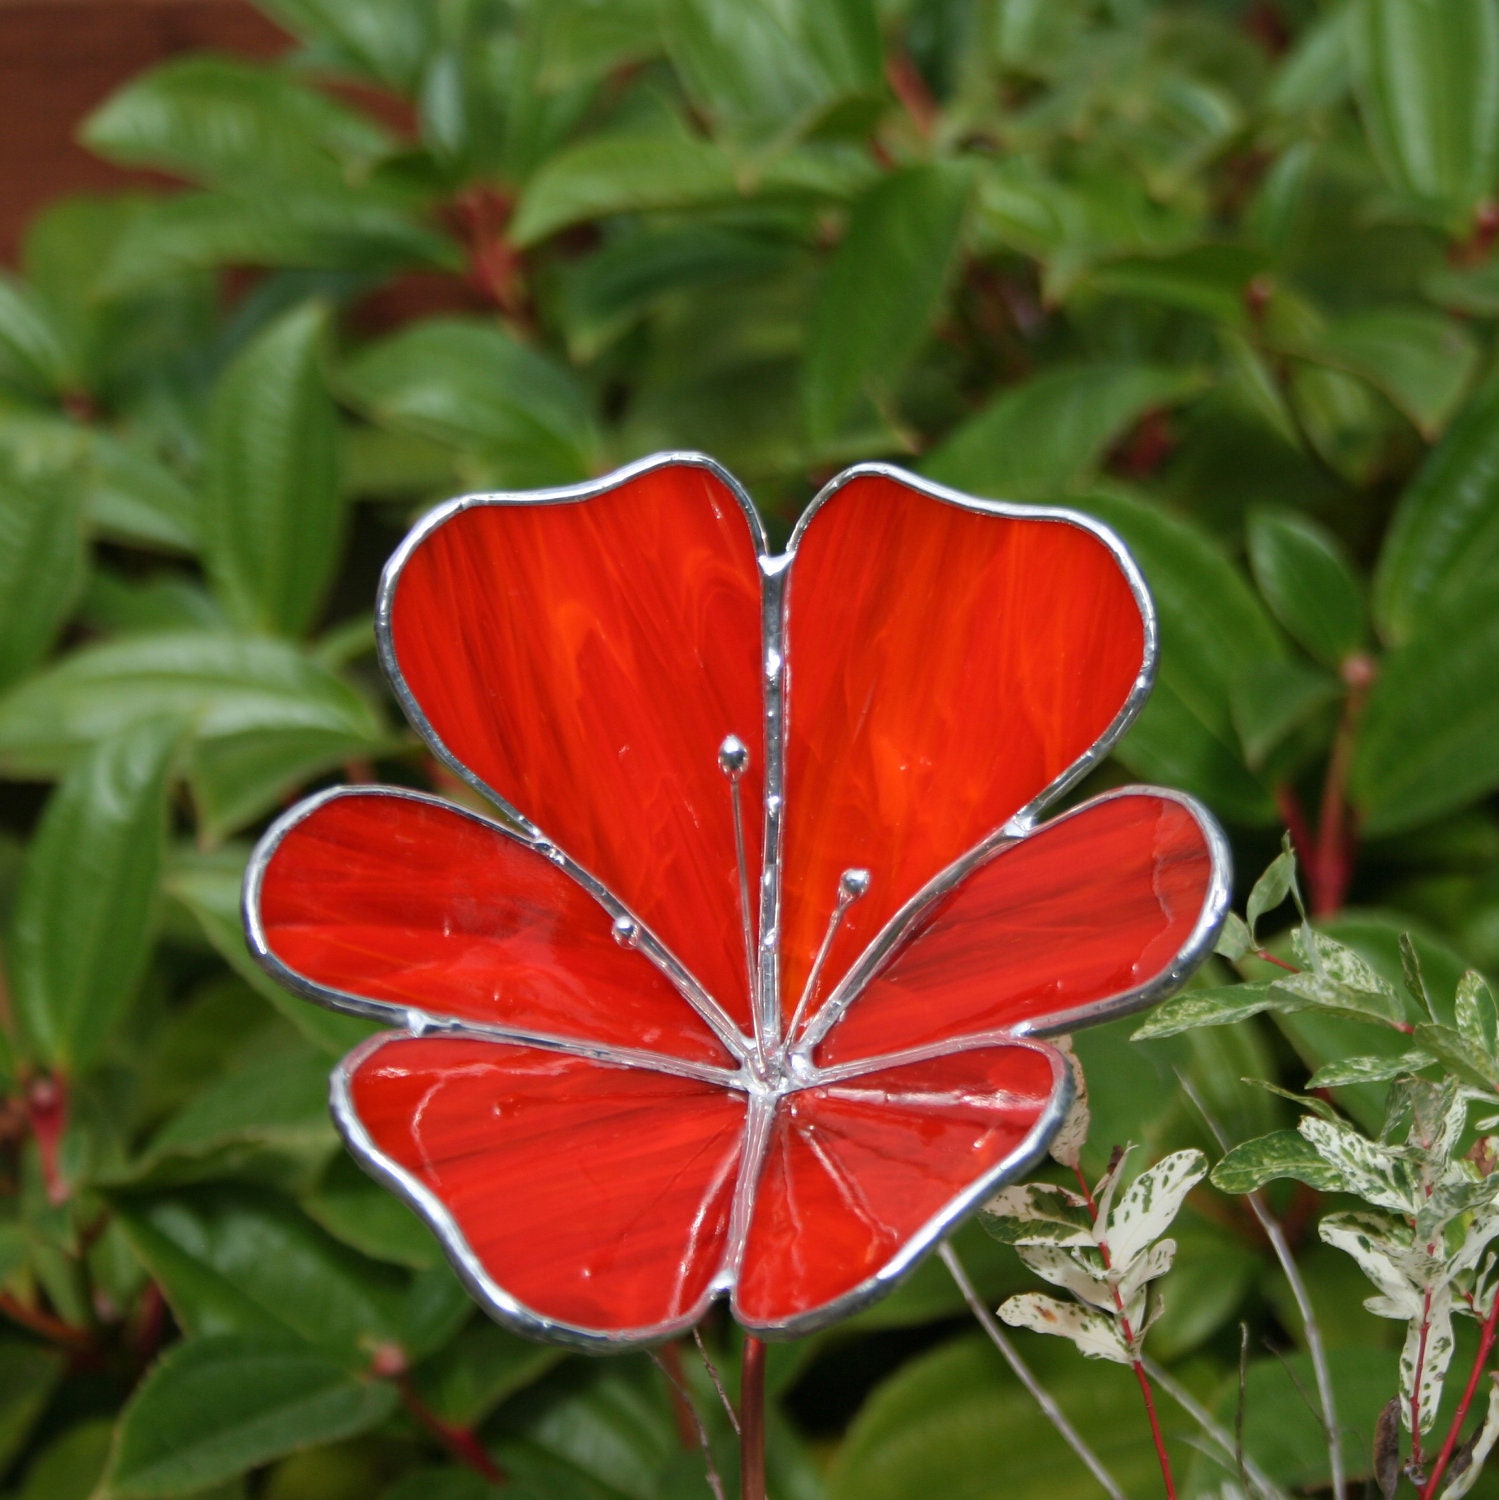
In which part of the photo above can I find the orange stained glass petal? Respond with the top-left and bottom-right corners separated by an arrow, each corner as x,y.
386,460 -> 765,1032
256,790 -> 734,1068
778,472 -> 1149,1021
814,791 -> 1221,1067
733,1042 -> 1061,1331
343,1035 -> 746,1338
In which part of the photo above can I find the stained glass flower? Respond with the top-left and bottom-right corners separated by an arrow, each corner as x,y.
243,455 -> 1229,1348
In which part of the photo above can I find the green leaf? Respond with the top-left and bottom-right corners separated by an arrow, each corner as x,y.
85,436 -> 200,554
258,0 -> 435,93
1457,969 -> 1499,1051
1247,508 -> 1367,668
113,1185 -> 408,1360
10,718 -> 179,1072
509,130 -> 869,248
1353,580 -> 1499,833
0,1337 -> 67,1474
804,163 -> 971,443
1230,659 -> 1342,773
18,1418 -> 113,1500
1351,0 -> 1499,224
104,1336 -> 397,1498
1290,308 -> 1480,440
1209,1129 -> 1347,1194
1410,1022 -> 1499,1092
1248,844 -> 1301,936
204,302 -> 342,636
1215,910 -> 1252,962
663,0 -> 882,149
407,1319 -> 564,1428
1078,488 -> 1284,823
0,272 -> 73,398
302,1153 -> 439,1270
81,56 -> 394,188
1374,374 -> 1499,645
925,364 -> 1206,501
0,629 -> 383,780
0,455 -> 86,689
340,318 -> 596,487
827,1336 -> 1165,1500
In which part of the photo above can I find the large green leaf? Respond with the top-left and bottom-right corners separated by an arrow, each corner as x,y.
81,55 -> 394,188
1080,489 -> 1285,823
827,1336 -> 1163,1500
340,318 -> 596,486
803,163 -> 971,443
0,455 -> 86,688
0,272 -> 73,398
9,718 -> 179,1073
1246,507 -> 1366,667
0,1337 -> 67,1475
1289,307 -> 1479,438
204,302 -> 342,636
1353,580 -> 1499,832
1373,373 -> 1499,644
662,0 -> 882,148
1350,0 -> 1499,224
113,1185 -> 408,1361
924,363 -> 1206,501
509,130 -> 869,247
259,0 -> 435,93
0,630 -> 383,779
103,1336 -> 397,1499
99,188 -> 457,294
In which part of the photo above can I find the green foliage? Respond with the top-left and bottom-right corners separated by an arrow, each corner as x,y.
5,0 -> 1499,1496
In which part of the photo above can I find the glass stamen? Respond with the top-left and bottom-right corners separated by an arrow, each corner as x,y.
786,868 -> 870,1048
718,734 -> 764,1066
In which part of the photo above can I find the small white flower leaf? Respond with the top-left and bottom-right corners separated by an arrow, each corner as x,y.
1273,970 -> 1405,1026
1215,910 -> 1252,962
1416,1077 -> 1468,1166
1130,982 -> 1290,1040
1092,1145 -> 1133,1232
1292,928 -> 1397,996
1401,933 -> 1435,1021
1246,845 -> 1298,938
1117,1237 -> 1177,1304
1439,1374 -> 1499,1499
1400,1282 -> 1456,1435
1450,1204 -> 1499,1279
1106,1149 -> 1208,1268
982,1183 -> 1092,1247
1299,1117 -> 1417,1213
1319,1212 -> 1424,1321
1308,1051 -> 1436,1089
1456,971 -> 1499,1056
1047,1036 -> 1089,1169
1016,1244 -> 1112,1309
998,1293 -> 1132,1364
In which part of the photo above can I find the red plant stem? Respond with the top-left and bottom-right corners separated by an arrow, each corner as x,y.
1411,1287 -> 1435,1465
1310,657 -> 1375,918
397,1377 -> 506,1485
1254,948 -> 1299,974
1074,1168 -> 1177,1499
25,1074 -> 69,1205
0,1291 -> 92,1353
884,51 -> 936,137
1275,785 -> 1315,872
1423,1289 -> 1499,1497
740,1336 -> 767,1500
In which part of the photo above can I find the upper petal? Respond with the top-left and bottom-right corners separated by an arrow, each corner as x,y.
248,786 -> 740,1069
381,455 -> 766,1032
809,789 -> 1227,1066
776,467 -> 1151,1021
338,1033 -> 746,1344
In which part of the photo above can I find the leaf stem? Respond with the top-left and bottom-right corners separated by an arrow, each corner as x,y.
1423,1288 -> 1499,1498
0,1290 -> 92,1353
1074,1167 -> 1177,1499
395,1374 -> 506,1485
1178,1073 -> 1345,1497
939,1241 -> 1128,1500
1310,655 -> 1375,917
740,1335 -> 767,1500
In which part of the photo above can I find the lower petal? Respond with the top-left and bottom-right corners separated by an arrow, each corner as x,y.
732,1041 -> 1063,1333
340,1034 -> 746,1343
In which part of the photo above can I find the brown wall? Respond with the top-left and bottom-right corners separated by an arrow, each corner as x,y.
0,0 -> 287,263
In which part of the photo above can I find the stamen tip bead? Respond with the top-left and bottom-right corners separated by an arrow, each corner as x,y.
717,734 -> 750,778
612,915 -> 640,948
839,868 -> 871,901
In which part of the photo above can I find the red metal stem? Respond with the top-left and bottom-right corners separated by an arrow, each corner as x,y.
740,1336 -> 767,1500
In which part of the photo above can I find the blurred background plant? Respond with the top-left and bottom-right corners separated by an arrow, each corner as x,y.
5,0 -> 1499,1494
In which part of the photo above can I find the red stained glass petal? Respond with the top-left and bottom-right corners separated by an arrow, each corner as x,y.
779,472 -> 1147,1021
386,460 -> 764,1030
815,792 -> 1220,1068
733,1043 -> 1061,1330
344,1036 -> 746,1337
256,790 -> 733,1068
